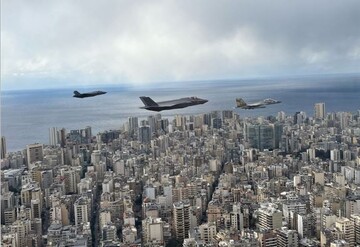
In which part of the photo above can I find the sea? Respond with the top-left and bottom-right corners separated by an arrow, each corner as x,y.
1,74 -> 360,152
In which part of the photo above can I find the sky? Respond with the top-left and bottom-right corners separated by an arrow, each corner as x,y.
1,0 -> 360,90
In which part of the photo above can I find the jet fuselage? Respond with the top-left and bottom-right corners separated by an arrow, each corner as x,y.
235,97 -> 281,109
140,96 -> 208,112
73,91 -> 107,98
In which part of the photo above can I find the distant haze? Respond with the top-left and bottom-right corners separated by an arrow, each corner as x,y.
2,75 -> 360,151
2,0 -> 360,90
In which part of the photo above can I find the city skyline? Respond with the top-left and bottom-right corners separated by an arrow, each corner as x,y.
2,0 -> 360,90
2,106 -> 360,246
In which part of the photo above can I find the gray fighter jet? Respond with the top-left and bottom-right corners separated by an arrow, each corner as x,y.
73,90 -> 107,98
235,98 -> 266,109
140,96 -> 208,112
235,98 -> 281,109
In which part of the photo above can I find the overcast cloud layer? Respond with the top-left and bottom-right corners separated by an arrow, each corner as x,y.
2,0 -> 360,90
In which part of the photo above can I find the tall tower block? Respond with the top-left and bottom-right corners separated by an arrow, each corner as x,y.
314,102 -> 326,120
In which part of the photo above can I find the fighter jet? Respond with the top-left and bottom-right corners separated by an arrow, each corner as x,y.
235,98 -> 266,109
235,98 -> 281,109
73,90 -> 107,98
140,96 -> 208,112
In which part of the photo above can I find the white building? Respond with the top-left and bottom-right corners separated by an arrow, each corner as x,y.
142,217 -> 164,246
74,197 -> 90,226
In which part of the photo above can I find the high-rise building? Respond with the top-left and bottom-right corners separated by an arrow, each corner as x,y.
335,217 -> 355,247
31,199 -> 42,219
142,217 -> 164,246
160,119 -> 169,133
277,111 -> 286,122
186,121 -> 194,131
82,126 -> 92,143
102,223 -> 118,241
282,202 -> 307,222
175,115 -> 186,130
258,204 -> 282,230
58,128 -> 66,147
41,170 -> 53,190
339,112 -> 351,129
91,150 -> 101,165
258,229 -> 278,247
1,136 -> 6,159
211,118 -> 222,129
230,203 -> 244,231
350,214 -> 360,245
138,126 -> 151,144
20,183 -> 42,208
244,123 -> 283,151
293,111 -> 307,125
344,199 -> 360,218
99,210 -> 112,230
273,123 -> 283,149
95,161 -> 106,181
202,113 -> 212,126
3,208 -> 16,226
1,191 -> 15,225
128,117 -> 139,136
49,127 -> 58,146
314,102 -> 326,120
307,148 -> 316,160
173,200 -> 191,241
297,214 -> 312,239
222,110 -> 233,120
331,149 -> 341,161
10,219 -> 32,247
60,168 -> 78,194
74,197 -> 91,226
252,124 -> 273,150
50,203 -> 70,226
102,178 -> 114,193
276,227 -> 298,247
30,168 -> 42,186
313,171 -> 325,185
193,115 -> 204,129
26,143 -> 44,168
343,150 -> 352,162
199,222 -> 217,244
147,115 -> 157,134
68,129 -> 82,143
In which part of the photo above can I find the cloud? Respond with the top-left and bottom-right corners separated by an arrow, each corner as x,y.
2,0 -> 360,90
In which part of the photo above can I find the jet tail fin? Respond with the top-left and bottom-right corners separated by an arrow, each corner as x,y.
74,91 -> 81,96
236,98 -> 247,107
140,96 -> 158,107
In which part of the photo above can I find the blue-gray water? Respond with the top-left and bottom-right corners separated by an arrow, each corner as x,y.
1,74 -> 360,152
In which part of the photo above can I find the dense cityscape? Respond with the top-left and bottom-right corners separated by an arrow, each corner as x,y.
1,103 -> 360,247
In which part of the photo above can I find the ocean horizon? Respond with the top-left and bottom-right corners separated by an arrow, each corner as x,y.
1,74 -> 360,152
